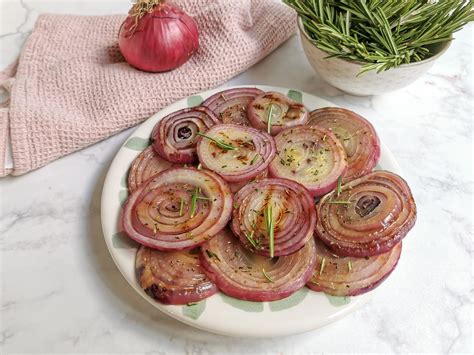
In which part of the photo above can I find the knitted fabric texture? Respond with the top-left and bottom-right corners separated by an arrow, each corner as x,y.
0,0 -> 296,176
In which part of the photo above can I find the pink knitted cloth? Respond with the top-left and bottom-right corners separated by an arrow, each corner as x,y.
0,0 -> 296,176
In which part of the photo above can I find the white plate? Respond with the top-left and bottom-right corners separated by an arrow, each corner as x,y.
101,85 -> 402,337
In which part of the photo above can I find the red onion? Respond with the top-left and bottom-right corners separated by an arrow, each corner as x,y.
231,178 -> 316,257
308,108 -> 381,183
118,0 -> 199,72
202,88 -> 264,126
128,146 -> 176,192
136,246 -> 217,304
268,125 -> 348,197
228,170 -> 268,193
151,107 -> 219,164
200,229 -> 316,302
196,124 -> 276,183
316,171 -> 417,257
122,167 -> 233,250
307,238 -> 402,296
248,92 -> 309,135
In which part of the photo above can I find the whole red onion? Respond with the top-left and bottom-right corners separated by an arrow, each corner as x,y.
118,0 -> 199,72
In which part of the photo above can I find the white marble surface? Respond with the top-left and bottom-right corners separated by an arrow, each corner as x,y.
0,0 -> 472,353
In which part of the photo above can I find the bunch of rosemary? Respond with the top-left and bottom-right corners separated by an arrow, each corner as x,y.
284,0 -> 474,74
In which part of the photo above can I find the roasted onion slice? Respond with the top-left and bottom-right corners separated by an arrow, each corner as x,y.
308,107 -> 381,182
316,171 -> 416,257
231,178 -> 316,257
202,87 -> 264,126
122,167 -> 233,250
200,229 -> 316,302
307,239 -> 401,296
128,146 -> 175,192
228,170 -> 268,193
248,92 -> 309,135
136,246 -> 217,305
196,124 -> 276,183
151,107 -> 219,163
268,125 -> 347,197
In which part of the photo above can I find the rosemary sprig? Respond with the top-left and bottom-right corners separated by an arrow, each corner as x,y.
262,268 -> 275,283
190,187 -> 199,217
244,230 -> 259,249
328,200 -> 352,205
264,204 -> 275,258
179,197 -> 185,217
267,104 -> 275,134
196,132 -> 236,151
283,0 -> 474,74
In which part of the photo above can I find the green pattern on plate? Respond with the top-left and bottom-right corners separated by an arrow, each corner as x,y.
121,171 -> 128,188
124,137 -> 150,151
112,231 -> 138,249
325,294 -> 351,307
287,90 -> 303,104
119,190 -> 129,206
269,288 -> 309,312
182,300 -> 206,320
187,95 -> 204,107
220,294 -> 264,312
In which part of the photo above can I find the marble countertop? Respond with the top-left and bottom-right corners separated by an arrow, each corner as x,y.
1,1 -> 472,353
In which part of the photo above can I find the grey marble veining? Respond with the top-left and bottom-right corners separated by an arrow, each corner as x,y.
0,0 -> 473,353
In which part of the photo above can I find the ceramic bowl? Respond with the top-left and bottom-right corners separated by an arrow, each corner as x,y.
298,18 -> 451,96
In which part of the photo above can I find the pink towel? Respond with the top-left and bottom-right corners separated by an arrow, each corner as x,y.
0,0 -> 296,176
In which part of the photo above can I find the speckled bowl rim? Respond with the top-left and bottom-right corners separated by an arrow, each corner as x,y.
100,85 -> 404,338
297,17 -> 451,68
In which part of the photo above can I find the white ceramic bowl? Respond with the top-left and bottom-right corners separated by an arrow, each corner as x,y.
298,18 -> 451,96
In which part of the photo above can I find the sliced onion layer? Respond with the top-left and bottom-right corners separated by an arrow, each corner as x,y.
308,107 -> 381,182
128,146 -> 175,192
197,124 -> 276,183
268,125 -> 347,197
122,167 -> 233,250
202,88 -> 264,126
152,107 -> 219,163
136,246 -> 217,305
316,171 -> 416,257
200,229 -> 316,302
248,92 -> 309,135
229,170 -> 268,193
307,239 -> 402,296
231,178 -> 316,256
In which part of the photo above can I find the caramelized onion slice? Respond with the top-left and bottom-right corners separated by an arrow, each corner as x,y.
202,87 -> 264,125
231,178 -> 316,257
197,124 -> 276,183
308,107 -> 381,182
136,246 -> 217,305
268,125 -> 348,197
228,170 -> 268,193
307,239 -> 402,296
122,167 -> 233,250
128,146 -> 175,192
316,171 -> 416,257
248,92 -> 309,135
151,107 -> 219,164
200,229 -> 316,302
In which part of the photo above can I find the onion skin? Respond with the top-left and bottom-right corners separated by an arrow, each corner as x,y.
202,88 -> 264,126
136,246 -> 217,304
231,178 -> 316,257
269,125 -> 348,197
316,171 -> 416,257
248,92 -> 309,135
196,124 -> 276,183
308,107 -> 381,183
151,107 -> 219,164
118,2 -> 199,72
122,167 -> 233,250
128,146 -> 175,192
200,229 -> 316,302
307,239 -> 402,296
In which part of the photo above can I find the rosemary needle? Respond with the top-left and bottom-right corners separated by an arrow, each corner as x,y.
196,132 -> 236,150
262,268 -> 274,283
267,104 -> 275,134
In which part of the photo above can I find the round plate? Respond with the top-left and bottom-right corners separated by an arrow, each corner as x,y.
101,85 -> 402,337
